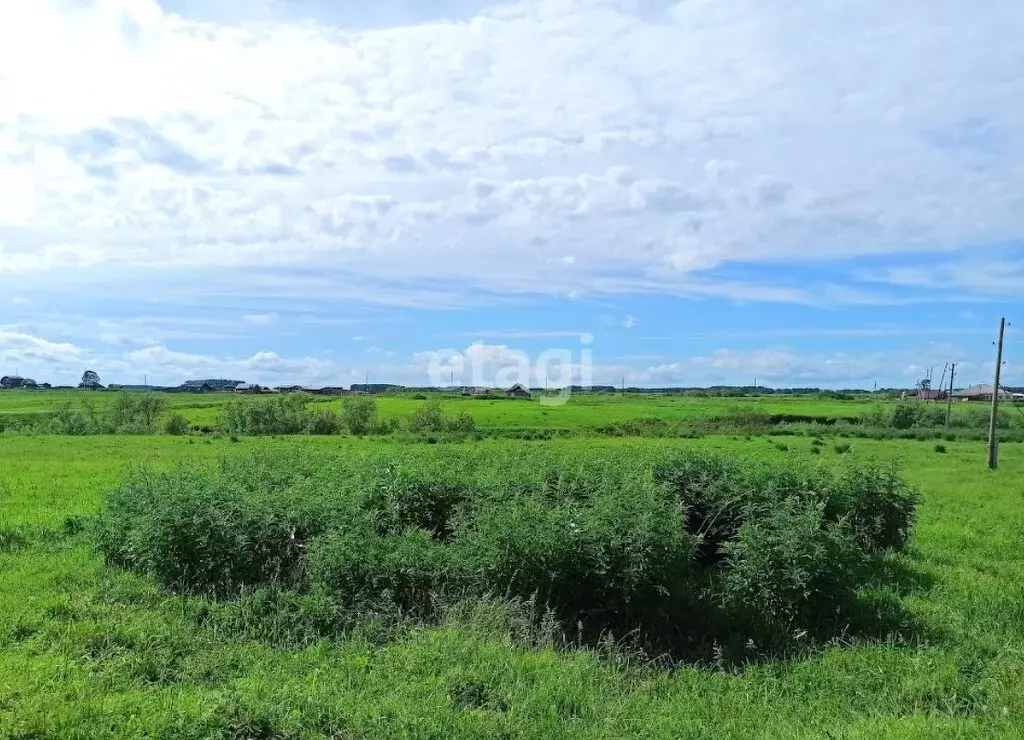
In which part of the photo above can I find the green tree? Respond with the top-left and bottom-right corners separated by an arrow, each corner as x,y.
79,369 -> 102,388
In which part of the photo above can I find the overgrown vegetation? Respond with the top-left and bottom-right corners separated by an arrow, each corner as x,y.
2,390 -> 1022,443
41,393 -> 168,435
5,432 -> 1024,737
96,448 -> 918,658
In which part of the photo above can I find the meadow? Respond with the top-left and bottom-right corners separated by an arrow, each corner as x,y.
2,398 -> 1024,738
1,388 -> 1018,434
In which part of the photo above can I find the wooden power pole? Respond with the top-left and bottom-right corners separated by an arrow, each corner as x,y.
945,362 -> 956,428
987,318 -> 1006,470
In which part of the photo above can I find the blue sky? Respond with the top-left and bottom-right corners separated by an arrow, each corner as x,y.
0,0 -> 1022,389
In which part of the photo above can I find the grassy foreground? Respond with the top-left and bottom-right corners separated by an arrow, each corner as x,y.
2,434 -> 1023,737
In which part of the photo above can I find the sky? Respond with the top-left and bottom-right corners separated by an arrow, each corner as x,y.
0,0 -> 1022,389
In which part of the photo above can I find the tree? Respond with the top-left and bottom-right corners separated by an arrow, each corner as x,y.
80,370 -> 102,388
917,377 -> 931,392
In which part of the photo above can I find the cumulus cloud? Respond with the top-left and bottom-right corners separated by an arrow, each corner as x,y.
0,0 -> 1021,306
1,325 -> 1019,388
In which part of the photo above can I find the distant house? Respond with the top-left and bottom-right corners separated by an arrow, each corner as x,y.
916,389 -> 948,401
505,383 -> 531,399
461,386 -> 491,396
0,376 -> 37,389
178,379 -> 245,393
235,383 -> 277,394
951,384 -> 1017,402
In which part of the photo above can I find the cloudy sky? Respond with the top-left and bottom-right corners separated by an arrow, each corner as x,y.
1,0 -> 1021,388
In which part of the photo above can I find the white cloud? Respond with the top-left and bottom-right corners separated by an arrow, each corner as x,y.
0,0 -> 1021,305
2,327 -> 1020,388
242,312 -> 278,325
621,315 -> 637,329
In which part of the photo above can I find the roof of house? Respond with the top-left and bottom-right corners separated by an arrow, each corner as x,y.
952,384 -> 1015,398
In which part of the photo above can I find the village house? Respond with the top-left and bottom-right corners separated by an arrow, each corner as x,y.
0,375 -> 37,389
951,384 -> 1020,402
505,383 -> 532,399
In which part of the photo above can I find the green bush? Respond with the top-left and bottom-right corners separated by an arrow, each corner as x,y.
96,447 -> 919,655
110,393 -> 166,433
305,408 -> 341,435
407,400 -> 476,435
820,461 -> 918,551
95,466 -> 350,595
934,443 -> 947,454
220,394 -> 315,435
163,413 -> 190,436
48,400 -> 102,435
719,497 -> 864,640
834,442 -> 852,454
341,396 -> 377,436
451,485 -> 695,630
307,526 -> 447,614
361,465 -> 469,540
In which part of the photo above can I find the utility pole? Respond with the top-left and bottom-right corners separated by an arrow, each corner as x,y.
987,318 -> 1006,470
945,362 -> 955,428
935,363 -> 948,403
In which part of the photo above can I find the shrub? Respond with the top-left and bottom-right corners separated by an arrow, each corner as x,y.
341,396 -> 377,436
163,413 -> 190,436
111,393 -> 166,433
49,400 -> 101,435
774,442 -> 789,452
810,446 -> 821,455
818,461 -> 919,551
95,466 -> 348,595
307,526 -> 447,614
407,400 -> 448,433
719,497 -> 864,640
371,418 -> 402,436
220,394 -> 312,435
407,401 -> 476,436
889,404 -> 919,430
361,465 -> 469,541
652,451 -> 745,563
96,447 -> 920,656
934,443 -> 947,454
305,408 -> 341,435
834,443 -> 852,454
451,486 -> 696,629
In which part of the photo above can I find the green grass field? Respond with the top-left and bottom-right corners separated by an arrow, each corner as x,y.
0,388 -> 997,430
2,426 -> 1023,738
